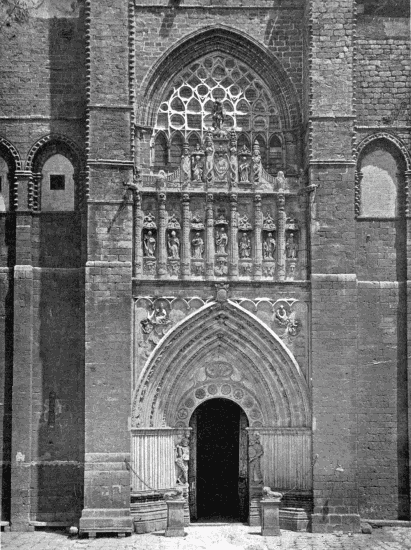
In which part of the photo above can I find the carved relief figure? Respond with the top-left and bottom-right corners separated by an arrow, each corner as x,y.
239,232 -> 251,259
249,432 -> 264,484
143,231 -> 156,257
175,434 -> 190,485
286,233 -> 298,259
215,227 -> 228,255
167,230 -> 180,259
214,149 -> 229,182
263,233 -> 276,260
275,304 -> 300,341
191,232 -> 204,259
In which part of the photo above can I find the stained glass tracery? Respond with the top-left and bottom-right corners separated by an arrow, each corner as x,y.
152,54 -> 283,172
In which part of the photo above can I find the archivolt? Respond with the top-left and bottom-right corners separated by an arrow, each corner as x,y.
25,133 -> 85,172
355,131 -> 411,171
0,136 -> 22,170
136,25 -> 301,131
132,300 -> 310,429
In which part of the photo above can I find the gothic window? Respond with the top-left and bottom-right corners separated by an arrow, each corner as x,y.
153,54 -> 282,172
41,154 -> 75,211
0,156 -> 10,212
357,140 -> 405,218
154,132 -> 168,169
269,135 -> 283,173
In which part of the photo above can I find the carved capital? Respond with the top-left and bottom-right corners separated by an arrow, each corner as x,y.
206,193 -> 214,204
182,193 -> 190,204
254,194 -> 262,207
158,192 -> 167,204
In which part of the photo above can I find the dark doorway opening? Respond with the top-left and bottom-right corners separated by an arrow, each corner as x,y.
189,398 -> 248,523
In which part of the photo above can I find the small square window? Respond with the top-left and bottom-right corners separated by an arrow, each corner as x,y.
50,174 -> 65,191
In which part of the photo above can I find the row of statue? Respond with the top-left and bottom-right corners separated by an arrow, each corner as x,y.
143,229 -> 298,260
185,137 -> 264,185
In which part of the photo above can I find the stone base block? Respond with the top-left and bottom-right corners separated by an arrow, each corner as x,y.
79,508 -> 133,537
165,499 -> 185,537
311,513 -> 361,533
261,499 -> 281,536
280,507 -> 309,531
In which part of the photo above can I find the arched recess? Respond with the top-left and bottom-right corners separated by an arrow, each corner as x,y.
355,132 -> 410,218
132,300 -> 311,429
0,137 -> 21,212
136,25 -> 301,132
26,134 -> 85,211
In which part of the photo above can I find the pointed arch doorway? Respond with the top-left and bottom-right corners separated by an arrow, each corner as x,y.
188,398 -> 249,523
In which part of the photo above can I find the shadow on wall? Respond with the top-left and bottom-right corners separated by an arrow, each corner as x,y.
395,155 -> 409,520
36,271 -> 85,522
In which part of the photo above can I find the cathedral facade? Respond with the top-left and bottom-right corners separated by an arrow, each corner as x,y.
0,0 -> 410,536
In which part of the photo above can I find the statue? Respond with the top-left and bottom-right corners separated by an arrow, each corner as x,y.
286,233 -> 298,259
181,142 -> 191,183
191,232 -> 204,259
143,230 -> 156,257
263,233 -> 276,260
239,232 -> 251,259
175,434 -> 190,485
167,230 -> 180,259
204,134 -> 214,184
193,154 -> 204,182
239,145 -> 251,182
262,487 -> 283,501
276,170 -> 287,191
215,227 -> 228,255
212,99 -> 225,131
249,432 -> 264,484
252,140 -> 262,184
229,131 -> 238,184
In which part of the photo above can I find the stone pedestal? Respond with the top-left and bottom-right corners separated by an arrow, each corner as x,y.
261,499 -> 281,536
279,507 -> 309,532
165,499 -> 185,537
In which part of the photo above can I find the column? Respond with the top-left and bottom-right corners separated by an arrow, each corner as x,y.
181,193 -> 190,279
10,170 -> 35,531
157,192 -> 167,279
306,0 -> 359,533
253,194 -> 262,280
205,194 -> 214,280
229,193 -> 238,278
276,193 -> 286,281
80,0 -> 133,536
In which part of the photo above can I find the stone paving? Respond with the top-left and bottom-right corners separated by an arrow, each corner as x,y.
2,525 -> 411,550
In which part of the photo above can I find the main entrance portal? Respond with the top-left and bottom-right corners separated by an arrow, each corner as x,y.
189,399 -> 249,522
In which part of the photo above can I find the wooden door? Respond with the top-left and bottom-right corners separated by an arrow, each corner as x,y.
238,409 -> 249,522
188,411 -> 197,520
